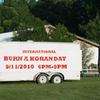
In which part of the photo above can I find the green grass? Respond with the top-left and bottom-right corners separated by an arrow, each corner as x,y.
0,77 -> 100,100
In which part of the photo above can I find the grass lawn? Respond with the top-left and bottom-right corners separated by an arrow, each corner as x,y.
0,77 -> 100,100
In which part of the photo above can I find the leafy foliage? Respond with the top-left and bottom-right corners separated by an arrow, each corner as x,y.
0,0 -> 34,33
49,24 -> 75,42
13,17 -> 49,41
0,0 -> 100,44
0,5 -> 19,32
80,15 -> 100,44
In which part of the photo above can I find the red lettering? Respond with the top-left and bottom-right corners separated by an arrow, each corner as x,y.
5,64 -> 34,69
38,64 -> 67,69
4,56 -> 8,61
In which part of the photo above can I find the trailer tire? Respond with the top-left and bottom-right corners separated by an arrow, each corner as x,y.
51,74 -> 63,84
36,73 -> 48,84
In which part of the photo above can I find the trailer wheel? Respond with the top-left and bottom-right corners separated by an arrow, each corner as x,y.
51,74 -> 63,84
36,74 -> 48,84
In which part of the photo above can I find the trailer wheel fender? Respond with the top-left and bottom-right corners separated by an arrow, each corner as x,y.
58,73 -> 64,81
51,74 -> 63,84
36,73 -> 49,84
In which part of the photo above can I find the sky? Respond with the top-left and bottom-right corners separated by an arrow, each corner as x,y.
0,0 -> 4,3
0,0 -> 4,2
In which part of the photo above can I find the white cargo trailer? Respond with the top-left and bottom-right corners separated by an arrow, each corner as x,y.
0,42 -> 82,83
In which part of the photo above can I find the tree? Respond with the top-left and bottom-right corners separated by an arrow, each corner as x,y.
0,27 -> 4,33
29,0 -> 76,26
13,23 -> 75,42
0,0 -> 34,33
4,0 -> 18,7
29,0 -> 100,39
49,24 -> 76,42
80,42 -> 94,68
1,0 -> 100,45
13,17 -> 49,41
80,15 -> 100,44
0,5 -> 19,32
28,0 -> 38,9
89,63 -> 98,69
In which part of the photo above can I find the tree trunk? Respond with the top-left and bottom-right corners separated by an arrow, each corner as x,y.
98,45 -> 100,73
